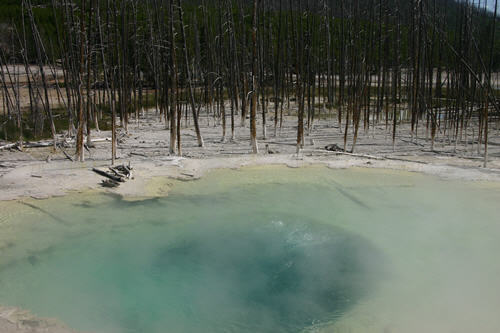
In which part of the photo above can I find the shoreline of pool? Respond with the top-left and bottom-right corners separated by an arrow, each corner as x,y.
2,154 -> 500,203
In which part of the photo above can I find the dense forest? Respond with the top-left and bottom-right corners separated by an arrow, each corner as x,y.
0,0 -> 499,165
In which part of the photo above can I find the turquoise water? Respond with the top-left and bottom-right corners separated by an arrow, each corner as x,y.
0,166 -> 500,332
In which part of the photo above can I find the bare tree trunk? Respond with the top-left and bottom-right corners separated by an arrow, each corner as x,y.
86,0 -> 94,148
250,0 -> 259,153
177,0 -> 204,147
485,0 -> 498,167
76,0 -> 86,161
169,0 -> 178,155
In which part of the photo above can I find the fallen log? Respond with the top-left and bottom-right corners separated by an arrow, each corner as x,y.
401,139 -> 425,147
24,141 -> 55,148
130,152 -> 147,157
325,144 -> 345,152
309,149 -> 385,160
108,167 -> 128,179
313,148 -> 431,164
0,141 -> 54,150
92,168 -> 125,183
1,137 -> 111,151
109,164 -> 133,179
382,156 -> 429,165
58,145 -> 74,162
0,143 -> 18,151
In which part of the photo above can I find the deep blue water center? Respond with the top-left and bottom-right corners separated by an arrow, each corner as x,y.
149,214 -> 384,332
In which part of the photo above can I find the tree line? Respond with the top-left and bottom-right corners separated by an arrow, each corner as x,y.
0,0 -> 499,166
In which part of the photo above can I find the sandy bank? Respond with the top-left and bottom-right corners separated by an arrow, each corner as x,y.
1,153 -> 500,202
2,111 -> 500,201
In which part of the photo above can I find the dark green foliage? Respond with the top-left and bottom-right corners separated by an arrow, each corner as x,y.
1,0 -> 498,68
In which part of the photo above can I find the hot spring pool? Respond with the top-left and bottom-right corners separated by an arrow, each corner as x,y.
0,166 -> 499,332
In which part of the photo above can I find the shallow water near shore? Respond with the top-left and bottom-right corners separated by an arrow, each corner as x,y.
1,166 -> 500,332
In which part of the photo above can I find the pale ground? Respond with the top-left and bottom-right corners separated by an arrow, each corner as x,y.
2,108 -> 500,201
1,109 -> 500,332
